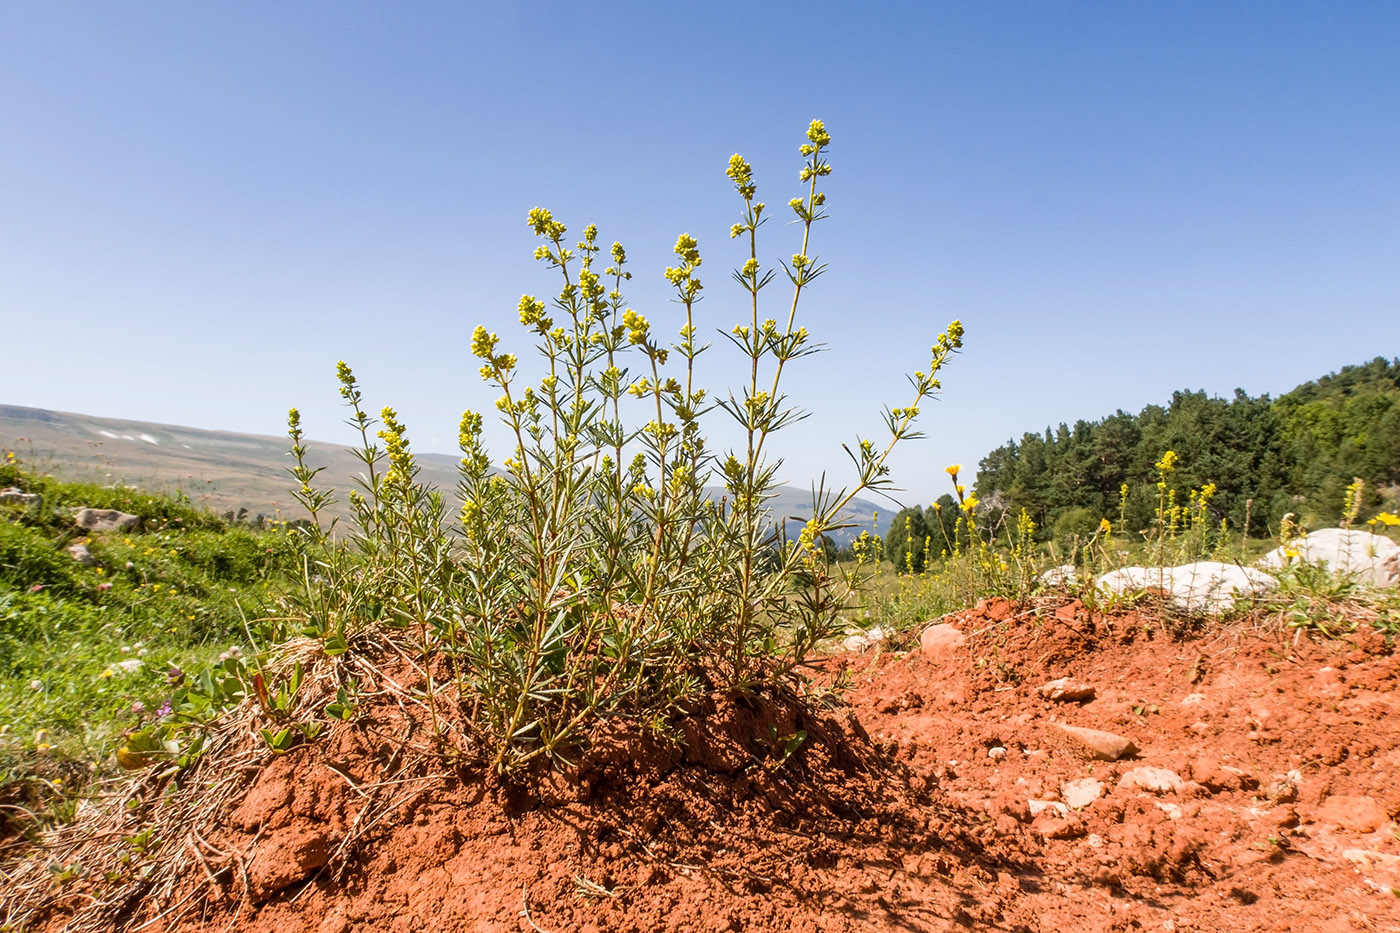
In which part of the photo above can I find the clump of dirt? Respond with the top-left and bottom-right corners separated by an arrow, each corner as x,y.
11,599 -> 1400,932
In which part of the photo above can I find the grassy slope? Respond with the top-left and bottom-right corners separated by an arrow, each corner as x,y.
0,459 -> 302,772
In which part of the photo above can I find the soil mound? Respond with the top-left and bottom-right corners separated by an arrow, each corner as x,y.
10,598 -> 1400,932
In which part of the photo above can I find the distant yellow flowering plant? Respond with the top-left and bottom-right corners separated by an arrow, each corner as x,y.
287,121 -> 964,772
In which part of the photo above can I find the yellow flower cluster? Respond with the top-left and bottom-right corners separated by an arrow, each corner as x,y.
527,206 -> 566,240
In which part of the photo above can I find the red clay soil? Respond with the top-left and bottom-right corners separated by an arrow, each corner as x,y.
26,599 -> 1400,931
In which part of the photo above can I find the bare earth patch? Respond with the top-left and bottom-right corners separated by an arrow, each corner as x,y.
14,598 -> 1400,932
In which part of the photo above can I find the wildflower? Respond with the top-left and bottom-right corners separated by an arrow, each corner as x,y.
115,659 -> 143,673
97,582 -> 112,592
166,667 -> 184,685
29,584 -> 43,593
960,496 -> 979,513
125,561 -> 135,570
1099,518 -> 1112,534
29,679 -> 42,691
945,464 -> 961,476
1155,450 -> 1178,473
131,702 -> 146,714
470,326 -> 499,360
157,701 -> 172,718
673,233 -> 700,265
99,669 -> 114,680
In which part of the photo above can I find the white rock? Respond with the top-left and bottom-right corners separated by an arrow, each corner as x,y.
1155,801 -> 1183,820
988,746 -> 1007,761
1062,778 -> 1104,809
1028,799 -> 1069,818
1119,766 -> 1185,795
842,626 -> 887,652
1038,564 -> 1079,588
0,487 -> 39,506
75,508 -> 141,533
1095,561 -> 1277,613
67,543 -> 96,566
1260,527 -> 1400,587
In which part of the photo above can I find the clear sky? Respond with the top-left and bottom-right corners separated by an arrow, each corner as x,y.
2,2 -> 1397,509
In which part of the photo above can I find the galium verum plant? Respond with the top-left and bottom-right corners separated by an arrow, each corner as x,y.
292,121 -> 964,771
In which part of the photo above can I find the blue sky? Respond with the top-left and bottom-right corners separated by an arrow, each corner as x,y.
2,2 -> 1396,508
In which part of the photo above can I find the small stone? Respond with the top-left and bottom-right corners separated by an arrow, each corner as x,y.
1062,778 -> 1104,810
1155,801 -> 1183,820
1052,723 -> 1138,761
74,508 -> 141,533
0,487 -> 39,506
1316,795 -> 1387,834
842,626 -> 886,652
1119,767 -> 1185,795
1265,774 -> 1299,803
1180,693 -> 1207,707
1039,678 -> 1096,703
988,746 -> 1007,761
66,543 -> 96,566
1028,799 -> 1069,818
920,622 -> 966,660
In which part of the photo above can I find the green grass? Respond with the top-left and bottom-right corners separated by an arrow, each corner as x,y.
0,459 -> 302,773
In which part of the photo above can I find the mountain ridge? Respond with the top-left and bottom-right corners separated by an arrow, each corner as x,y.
0,404 -> 883,544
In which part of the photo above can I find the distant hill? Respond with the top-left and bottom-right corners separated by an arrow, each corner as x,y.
0,403 -> 466,524
0,405 -> 883,545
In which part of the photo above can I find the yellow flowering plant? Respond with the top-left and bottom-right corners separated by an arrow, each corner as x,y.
290,122 -> 964,772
